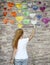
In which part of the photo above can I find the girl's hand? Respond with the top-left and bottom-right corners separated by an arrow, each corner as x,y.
10,59 -> 14,64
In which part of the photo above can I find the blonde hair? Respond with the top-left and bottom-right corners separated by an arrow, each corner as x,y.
12,29 -> 23,49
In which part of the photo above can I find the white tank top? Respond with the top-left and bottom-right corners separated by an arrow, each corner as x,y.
15,38 -> 29,59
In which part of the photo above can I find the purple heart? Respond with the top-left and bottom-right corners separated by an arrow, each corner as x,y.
38,1 -> 41,4
41,18 -> 49,24
44,3 -> 46,6
40,6 -> 46,12
47,18 -> 50,21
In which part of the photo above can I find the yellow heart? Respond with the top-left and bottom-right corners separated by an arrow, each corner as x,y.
16,16 -> 24,23
17,24 -> 23,28
15,3 -> 22,9
18,10 -> 21,13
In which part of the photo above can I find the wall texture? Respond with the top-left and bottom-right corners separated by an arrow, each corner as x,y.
0,0 -> 50,65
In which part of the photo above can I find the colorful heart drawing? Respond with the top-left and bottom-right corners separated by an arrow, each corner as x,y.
43,3 -> 46,6
3,12 -> 7,16
17,24 -> 23,28
34,1 -> 37,3
33,5 -> 38,11
4,7 -> 7,10
7,7 -> 12,10
10,12 -> 17,17
7,2 -> 14,7
18,10 -> 21,13
1,2 -> 4,6
37,1 -> 41,4
9,20 -> 14,24
27,2 -> 32,8
41,18 -> 49,24
23,11 -> 29,16
23,19 -> 30,24
16,16 -> 24,23
31,19 -> 38,25
48,18 -> 50,21
36,14 -> 42,20
31,19 -> 38,28
22,3 -> 27,9
15,3 -> 22,9
33,2 -> 36,5
29,13 -> 36,18
3,18 -> 8,24
40,6 -> 46,12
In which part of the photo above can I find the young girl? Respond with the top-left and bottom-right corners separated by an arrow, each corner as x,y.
10,29 -> 34,65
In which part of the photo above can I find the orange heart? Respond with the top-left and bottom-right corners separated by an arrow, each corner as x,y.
3,12 -> 7,16
9,20 -> 14,24
8,2 -> 14,7
7,7 -> 12,10
3,18 -> 8,24
11,12 -> 16,17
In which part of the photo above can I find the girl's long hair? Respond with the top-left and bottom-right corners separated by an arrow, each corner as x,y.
12,29 -> 23,49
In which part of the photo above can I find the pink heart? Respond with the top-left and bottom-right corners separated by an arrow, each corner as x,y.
41,18 -> 49,24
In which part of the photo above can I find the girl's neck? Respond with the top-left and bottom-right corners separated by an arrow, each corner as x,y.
20,36 -> 23,39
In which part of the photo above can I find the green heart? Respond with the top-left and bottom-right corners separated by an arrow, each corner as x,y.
23,19 -> 30,24
22,6 -> 27,9
22,2 -> 27,4
22,3 -> 27,9
23,11 -> 29,16
34,1 -> 37,3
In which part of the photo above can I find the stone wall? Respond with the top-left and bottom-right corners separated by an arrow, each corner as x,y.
0,0 -> 50,65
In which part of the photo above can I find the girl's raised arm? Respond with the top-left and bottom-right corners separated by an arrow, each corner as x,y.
29,30 -> 35,41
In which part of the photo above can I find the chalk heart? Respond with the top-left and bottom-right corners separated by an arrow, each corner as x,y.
36,14 -> 42,20
18,10 -> 21,13
4,7 -> 7,10
33,5 -> 38,10
30,13 -> 36,18
40,6 -> 46,12
11,12 -> 16,17
16,3 -> 22,9
3,18 -> 8,24
9,20 -> 14,24
27,3 -> 32,7
7,2 -> 14,7
23,11 -> 29,16
3,12 -> 7,16
31,19 -> 38,25
22,4 -> 27,9
38,1 -> 41,4
48,18 -> 50,21
41,18 -> 49,24
23,19 -> 30,24
16,16 -> 24,23
17,24 -> 23,28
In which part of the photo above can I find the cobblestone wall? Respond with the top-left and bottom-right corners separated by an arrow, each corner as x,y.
0,0 -> 50,65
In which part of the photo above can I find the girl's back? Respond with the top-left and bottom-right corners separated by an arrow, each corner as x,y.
15,38 -> 29,59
